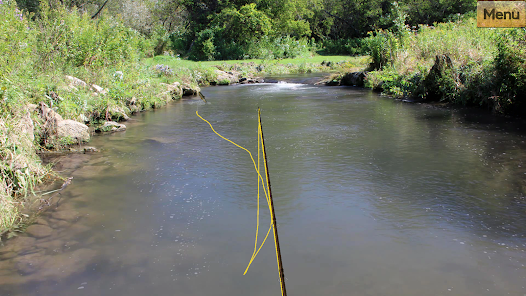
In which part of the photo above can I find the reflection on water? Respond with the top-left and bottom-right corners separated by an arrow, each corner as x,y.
1,77 -> 526,296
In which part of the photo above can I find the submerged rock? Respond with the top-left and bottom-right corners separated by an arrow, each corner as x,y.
83,146 -> 99,153
52,210 -> 80,222
0,236 -> 37,254
15,252 -> 48,275
25,225 -> 53,238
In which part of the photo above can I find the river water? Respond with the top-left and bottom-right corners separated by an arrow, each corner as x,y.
1,76 -> 526,295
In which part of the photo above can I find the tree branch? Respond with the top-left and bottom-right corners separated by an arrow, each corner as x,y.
91,0 -> 110,19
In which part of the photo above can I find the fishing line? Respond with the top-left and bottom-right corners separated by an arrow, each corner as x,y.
196,108 -> 287,296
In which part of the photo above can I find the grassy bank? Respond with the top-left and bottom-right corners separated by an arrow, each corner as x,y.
145,55 -> 368,85
354,15 -> 526,116
0,1 -> 187,237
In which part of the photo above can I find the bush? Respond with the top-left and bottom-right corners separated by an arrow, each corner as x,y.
320,38 -> 367,56
493,29 -> 526,115
365,29 -> 398,70
0,0 -> 35,77
190,28 -> 217,61
35,1 -> 147,70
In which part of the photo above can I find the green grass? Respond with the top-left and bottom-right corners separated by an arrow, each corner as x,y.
145,55 -> 370,80
146,55 -> 364,68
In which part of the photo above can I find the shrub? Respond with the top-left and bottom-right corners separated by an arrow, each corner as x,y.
365,29 -> 398,70
493,29 -> 526,115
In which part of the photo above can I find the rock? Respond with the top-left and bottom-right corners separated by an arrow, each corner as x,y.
27,104 -> 38,112
326,79 -> 341,86
39,102 -> 63,122
64,224 -> 90,236
114,71 -> 123,80
42,248 -> 97,277
83,146 -> 99,153
25,225 -> 53,238
38,102 -> 63,146
96,121 -> 126,133
158,82 -> 183,100
35,240 -> 67,253
52,210 -> 80,222
0,251 -> 17,260
340,71 -> 367,87
90,84 -> 106,94
65,76 -> 87,88
57,120 -> 90,142
14,252 -> 49,275
107,106 -> 130,121
213,69 -> 239,85
50,219 -> 70,229
61,84 -> 79,92
128,97 -> 141,113
181,84 -> 200,96
78,114 -> 89,123
35,218 -> 49,226
0,236 -> 37,254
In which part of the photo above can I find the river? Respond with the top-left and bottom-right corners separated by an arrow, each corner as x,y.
1,75 -> 525,295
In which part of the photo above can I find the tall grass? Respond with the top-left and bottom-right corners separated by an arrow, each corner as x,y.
362,15 -> 525,114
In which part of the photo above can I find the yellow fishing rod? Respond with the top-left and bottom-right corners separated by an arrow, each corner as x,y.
196,108 -> 287,296
258,108 -> 288,296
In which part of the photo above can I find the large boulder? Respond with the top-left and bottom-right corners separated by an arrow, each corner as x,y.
212,70 -> 240,85
181,84 -> 201,96
340,71 -> 367,87
57,120 -> 90,142
159,82 -> 183,99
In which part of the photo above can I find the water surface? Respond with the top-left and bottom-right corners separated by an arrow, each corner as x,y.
1,77 -> 525,296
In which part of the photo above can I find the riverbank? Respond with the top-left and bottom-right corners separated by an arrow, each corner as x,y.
1,53 -> 363,239
324,17 -> 526,117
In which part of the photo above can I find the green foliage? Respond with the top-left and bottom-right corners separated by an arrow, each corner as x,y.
362,15 -> 526,116
402,0 -> 476,26
190,28 -> 217,61
14,0 -> 39,14
187,3 -> 315,61
34,2 -> 147,70
320,38 -> 367,56
493,29 -> 526,115
0,1 -> 35,77
366,30 -> 398,70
